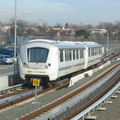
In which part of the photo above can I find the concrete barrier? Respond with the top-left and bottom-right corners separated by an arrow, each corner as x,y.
103,61 -> 111,67
93,68 -> 99,73
69,61 -> 113,87
0,76 -> 9,89
84,70 -> 93,76
69,70 -> 93,87
0,74 -> 18,89
99,65 -> 103,69
117,58 -> 120,60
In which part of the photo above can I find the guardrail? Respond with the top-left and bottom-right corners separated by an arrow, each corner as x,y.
0,84 -> 23,94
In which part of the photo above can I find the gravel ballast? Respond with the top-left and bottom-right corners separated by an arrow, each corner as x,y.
92,92 -> 120,120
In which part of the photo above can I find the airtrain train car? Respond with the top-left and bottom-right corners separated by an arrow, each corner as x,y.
19,39 -> 104,87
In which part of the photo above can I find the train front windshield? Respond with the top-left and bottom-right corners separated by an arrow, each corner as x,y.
28,47 -> 49,63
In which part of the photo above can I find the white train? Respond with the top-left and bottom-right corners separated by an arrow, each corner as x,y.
19,39 -> 104,86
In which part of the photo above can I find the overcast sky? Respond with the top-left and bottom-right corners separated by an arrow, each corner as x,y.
0,0 -> 120,26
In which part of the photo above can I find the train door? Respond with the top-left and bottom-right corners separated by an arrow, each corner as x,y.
79,48 -> 85,69
65,49 -> 68,74
58,49 -> 66,77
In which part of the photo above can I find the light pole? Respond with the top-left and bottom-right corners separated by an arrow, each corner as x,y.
88,21 -> 94,41
14,0 -> 17,58
8,27 -> 11,37
107,32 -> 109,52
39,19 -> 45,26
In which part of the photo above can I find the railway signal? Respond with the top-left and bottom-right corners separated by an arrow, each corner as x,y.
32,79 -> 40,104
33,79 -> 40,86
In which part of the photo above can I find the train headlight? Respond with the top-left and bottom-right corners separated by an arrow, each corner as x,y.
45,65 -> 48,69
45,63 -> 51,69
23,62 -> 29,68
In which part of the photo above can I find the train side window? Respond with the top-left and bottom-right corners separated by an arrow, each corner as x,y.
60,50 -> 64,62
95,48 -> 98,55
80,49 -> 84,58
65,50 -> 67,61
93,48 -> 94,56
99,47 -> 102,54
80,49 -> 81,58
73,49 -> 75,60
65,49 -> 72,61
89,48 -> 91,57
76,49 -> 79,59
94,48 -> 96,55
69,49 -> 72,61
91,48 -> 94,56
82,49 -> 84,58
97,48 -> 99,55
95,48 -> 97,55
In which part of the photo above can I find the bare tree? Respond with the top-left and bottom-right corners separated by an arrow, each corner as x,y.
54,23 -> 62,29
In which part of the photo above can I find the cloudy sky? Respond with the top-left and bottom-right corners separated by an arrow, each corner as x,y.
0,0 -> 120,26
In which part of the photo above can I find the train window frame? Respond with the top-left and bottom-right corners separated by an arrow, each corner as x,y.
91,48 -> 94,56
94,48 -> 96,55
60,49 -> 64,62
80,49 -> 84,59
73,49 -> 75,60
95,48 -> 98,55
99,47 -> 102,54
88,48 -> 91,57
65,49 -> 72,61
76,49 -> 79,59
97,48 -> 99,55
27,47 -> 49,63
65,50 -> 67,61
68,49 -> 72,61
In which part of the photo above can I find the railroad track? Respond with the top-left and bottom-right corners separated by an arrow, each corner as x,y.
62,67 -> 120,120
0,51 -> 119,120
72,82 -> 120,120
0,84 -> 29,99
0,84 -> 23,95
0,79 -> 70,110
18,62 -> 120,120
102,51 -> 120,62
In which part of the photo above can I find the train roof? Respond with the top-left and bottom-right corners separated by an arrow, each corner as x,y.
22,39 -> 102,49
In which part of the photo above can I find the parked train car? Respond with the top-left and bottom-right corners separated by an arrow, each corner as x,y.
19,39 -> 104,87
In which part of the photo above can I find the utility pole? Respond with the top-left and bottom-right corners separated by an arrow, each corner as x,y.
14,0 -> 17,58
107,32 -> 109,52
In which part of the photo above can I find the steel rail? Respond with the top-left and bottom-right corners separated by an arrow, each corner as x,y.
0,84 -> 29,100
101,51 -> 120,62
0,88 -> 29,99
0,84 -> 23,94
